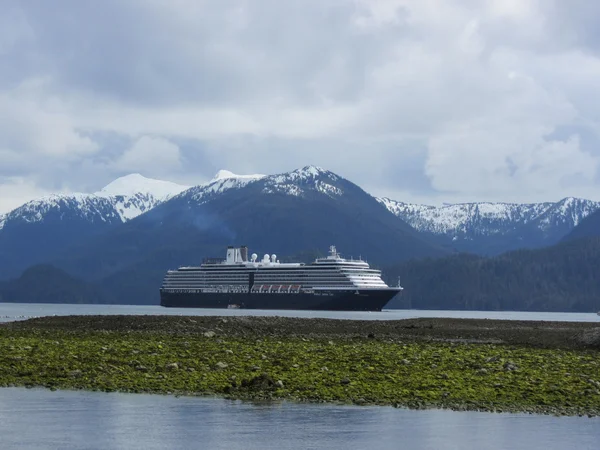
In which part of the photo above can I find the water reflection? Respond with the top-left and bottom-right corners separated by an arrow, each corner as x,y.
0,388 -> 598,450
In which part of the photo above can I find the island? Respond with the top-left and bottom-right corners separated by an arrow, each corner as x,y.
1,315 -> 599,417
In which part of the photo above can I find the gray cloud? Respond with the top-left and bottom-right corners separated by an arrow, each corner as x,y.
1,0 -> 600,213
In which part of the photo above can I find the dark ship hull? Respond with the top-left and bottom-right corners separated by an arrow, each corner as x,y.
160,288 -> 399,311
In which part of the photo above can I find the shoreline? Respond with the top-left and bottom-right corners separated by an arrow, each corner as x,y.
1,315 -> 599,417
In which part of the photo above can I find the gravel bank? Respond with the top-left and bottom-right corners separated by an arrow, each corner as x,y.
5,315 -> 600,350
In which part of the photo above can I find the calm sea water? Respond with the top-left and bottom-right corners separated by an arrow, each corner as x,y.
1,303 -> 599,323
0,388 -> 599,450
1,304 -> 599,449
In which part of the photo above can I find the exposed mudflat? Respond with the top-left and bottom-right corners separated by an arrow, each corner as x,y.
6,315 -> 600,350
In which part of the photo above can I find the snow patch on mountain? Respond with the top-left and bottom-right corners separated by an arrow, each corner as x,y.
378,197 -> 600,237
537,197 -> 599,229
98,173 -> 189,221
108,192 -> 164,221
96,173 -> 190,200
0,213 -> 6,231
262,166 -> 344,198
187,170 -> 265,204
210,169 -> 265,183
316,180 -> 343,198
269,165 -> 338,184
262,183 -> 304,197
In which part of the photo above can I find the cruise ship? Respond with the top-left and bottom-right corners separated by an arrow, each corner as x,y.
160,245 -> 403,311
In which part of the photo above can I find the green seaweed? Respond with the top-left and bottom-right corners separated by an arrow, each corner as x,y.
1,327 -> 599,417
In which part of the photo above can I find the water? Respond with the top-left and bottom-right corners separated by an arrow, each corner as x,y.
1,304 -> 598,449
1,303 -> 599,323
0,388 -> 598,450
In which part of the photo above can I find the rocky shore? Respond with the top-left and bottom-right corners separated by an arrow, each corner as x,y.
1,315 -> 599,416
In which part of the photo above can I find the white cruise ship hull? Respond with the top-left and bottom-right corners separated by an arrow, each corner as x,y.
160,288 -> 401,311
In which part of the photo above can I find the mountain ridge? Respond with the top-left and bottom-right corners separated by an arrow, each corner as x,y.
4,168 -> 595,242
1,165 -> 599,311
378,196 -> 600,254
45,165 -> 446,287
2,165 -> 597,283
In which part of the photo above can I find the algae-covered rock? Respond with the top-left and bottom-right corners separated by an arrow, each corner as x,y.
579,328 -> 600,349
241,374 -> 276,390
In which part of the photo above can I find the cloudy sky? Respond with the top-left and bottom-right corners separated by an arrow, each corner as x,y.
1,0 -> 600,213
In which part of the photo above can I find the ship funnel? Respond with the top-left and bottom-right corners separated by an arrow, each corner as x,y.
240,246 -> 248,262
226,246 -> 235,263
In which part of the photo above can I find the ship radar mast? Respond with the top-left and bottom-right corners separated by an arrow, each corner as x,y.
328,245 -> 338,259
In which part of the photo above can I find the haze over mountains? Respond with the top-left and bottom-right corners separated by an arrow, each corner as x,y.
1,165 -> 599,311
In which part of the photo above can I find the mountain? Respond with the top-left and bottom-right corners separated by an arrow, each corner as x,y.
41,166 -> 447,305
378,197 -> 600,255
3,165 -> 600,311
384,237 -> 600,312
0,264 -> 109,304
0,174 -> 190,279
562,208 -> 600,242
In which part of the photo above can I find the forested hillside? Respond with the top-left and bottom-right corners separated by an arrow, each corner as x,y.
0,265 -> 108,304
563,209 -> 600,242
385,237 -> 600,312
3,235 -> 600,313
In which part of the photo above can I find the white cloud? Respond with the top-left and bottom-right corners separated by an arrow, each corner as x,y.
1,0 -> 600,205
423,55 -> 600,202
0,177 -> 56,214
0,79 -> 98,170
114,136 -> 182,176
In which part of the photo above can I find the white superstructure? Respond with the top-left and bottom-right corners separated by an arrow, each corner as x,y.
161,245 -> 398,293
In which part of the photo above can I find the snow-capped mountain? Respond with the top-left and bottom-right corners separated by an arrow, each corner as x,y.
0,194 -> 123,230
182,166 -> 345,205
187,170 -> 265,204
95,174 -> 191,221
0,174 -> 190,279
49,164 -> 444,287
4,164 -> 599,284
0,167 -> 342,232
96,173 -> 189,199
378,196 -> 600,254
0,174 -> 191,230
